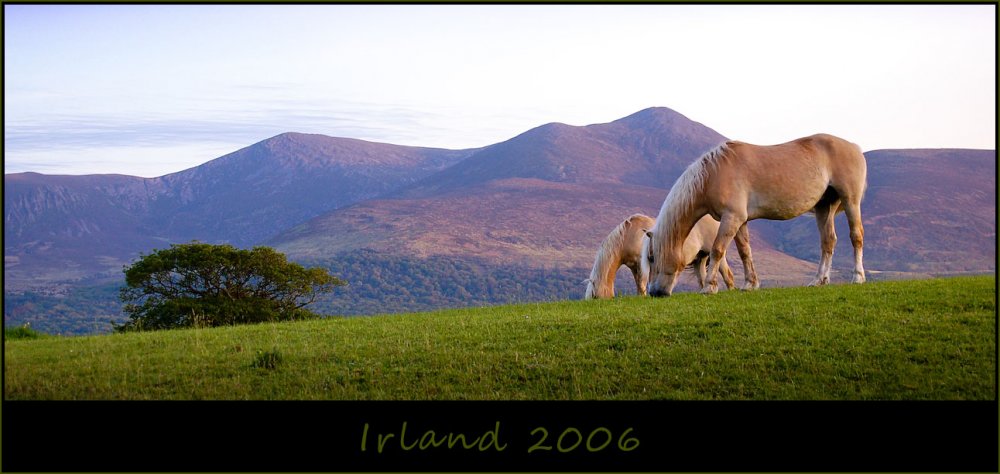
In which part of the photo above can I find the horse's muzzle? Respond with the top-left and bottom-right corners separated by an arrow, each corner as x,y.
648,286 -> 671,298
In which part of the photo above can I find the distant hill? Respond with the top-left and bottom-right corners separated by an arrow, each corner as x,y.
150,133 -> 475,245
399,107 -> 726,195
4,173 -> 164,290
4,134 -> 474,290
273,108 -> 727,262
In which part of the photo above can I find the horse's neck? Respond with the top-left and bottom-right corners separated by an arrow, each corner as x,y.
592,248 -> 623,297
667,205 -> 705,259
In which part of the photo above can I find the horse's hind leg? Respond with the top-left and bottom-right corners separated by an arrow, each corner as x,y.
808,201 -> 838,286
844,200 -> 866,283
734,222 -> 760,290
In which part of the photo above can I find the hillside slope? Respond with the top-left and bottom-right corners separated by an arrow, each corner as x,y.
272,107 -> 734,267
5,276 -> 994,400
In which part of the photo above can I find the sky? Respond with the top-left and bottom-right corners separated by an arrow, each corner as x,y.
3,4 -> 996,177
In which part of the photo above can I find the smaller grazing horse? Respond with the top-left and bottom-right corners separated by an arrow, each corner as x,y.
584,214 -> 755,299
584,214 -> 656,299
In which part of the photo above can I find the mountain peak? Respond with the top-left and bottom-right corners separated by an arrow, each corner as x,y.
392,107 -> 728,198
608,107 -> 717,136
615,106 -> 688,123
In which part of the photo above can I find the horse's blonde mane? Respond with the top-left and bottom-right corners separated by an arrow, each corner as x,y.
652,143 -> 730,247
588,214 -> 642,283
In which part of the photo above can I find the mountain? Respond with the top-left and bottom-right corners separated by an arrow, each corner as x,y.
4,106 -> 995,335
272,108 -> 729,263
4,133 -> 475,291
397,107 -> 726,196
4,173 -> 164,291
147,133 -> 474,245
272,114 -> 995,286
271,108 -> 825,287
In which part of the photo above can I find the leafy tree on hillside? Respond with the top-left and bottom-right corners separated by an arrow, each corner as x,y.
116,243 -> 345,332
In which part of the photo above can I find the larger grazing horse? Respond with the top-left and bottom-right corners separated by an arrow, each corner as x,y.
584,213 -> 756,299
646,134 -> 867,297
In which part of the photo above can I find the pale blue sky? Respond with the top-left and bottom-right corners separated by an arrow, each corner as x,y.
4,4 -> 996,177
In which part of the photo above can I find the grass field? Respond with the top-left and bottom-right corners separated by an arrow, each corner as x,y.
3,276 -> 995,400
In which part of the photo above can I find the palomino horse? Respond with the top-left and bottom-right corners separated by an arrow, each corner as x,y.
584,214 -> 656,299
646,134 -> 867,297
584,213 -> 754,299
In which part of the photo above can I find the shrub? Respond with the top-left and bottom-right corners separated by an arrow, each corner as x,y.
5,324 -> 47,340
116,243 -> 345,332
251,349 -> 283,370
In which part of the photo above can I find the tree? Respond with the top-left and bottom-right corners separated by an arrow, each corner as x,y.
116,242 -> 345,332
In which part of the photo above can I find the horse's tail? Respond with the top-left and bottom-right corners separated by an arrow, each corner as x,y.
583,278 -> 597,300
854,142 -> 868,203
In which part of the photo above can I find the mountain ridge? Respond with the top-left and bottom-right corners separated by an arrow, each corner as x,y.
4,133 -> 477,290
4,107 -> 995,332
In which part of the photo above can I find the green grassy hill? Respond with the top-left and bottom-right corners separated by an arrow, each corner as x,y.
4,276 -> 995,400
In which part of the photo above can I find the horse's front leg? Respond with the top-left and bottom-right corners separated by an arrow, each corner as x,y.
703,213 -> 744,294
630,263 -> 649,296
694,255 -> 708,290
734,222 -> 760,290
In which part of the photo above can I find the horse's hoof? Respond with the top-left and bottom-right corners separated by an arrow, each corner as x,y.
808,278 -> 829,287
700,284 -> 719,295
741,282 -> 759,291
852,273 -> 866,284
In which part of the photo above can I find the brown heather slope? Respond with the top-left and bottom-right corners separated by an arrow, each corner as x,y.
272,107 -> 732,267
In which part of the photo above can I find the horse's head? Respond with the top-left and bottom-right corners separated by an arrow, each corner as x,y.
645,230 -> 685,297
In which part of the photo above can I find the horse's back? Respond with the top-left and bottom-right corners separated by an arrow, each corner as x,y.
800,134 -> 867,197
719,134 -> 866,219
800,133 -> 864,161
625,213 -> 656,230
729,134 -> 865,179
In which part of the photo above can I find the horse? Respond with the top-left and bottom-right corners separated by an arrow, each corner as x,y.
584,213 -> 753,299
646,134 -> 867,297
584,214 -> 656,299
